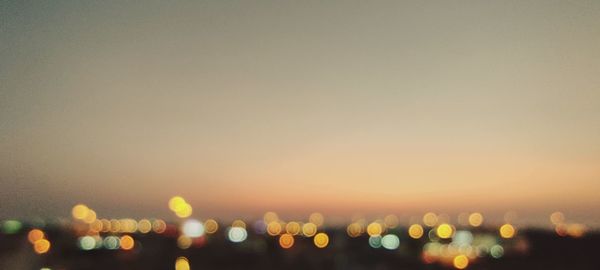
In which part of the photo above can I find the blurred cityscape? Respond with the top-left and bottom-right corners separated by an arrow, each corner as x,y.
2,2 -> 600,270
1,196 -> 597,270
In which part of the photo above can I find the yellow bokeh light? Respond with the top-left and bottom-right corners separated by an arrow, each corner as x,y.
279,233 -> 294,249
177,235 -> 193,249
205,219 -> 219,234
138,219 -> 152,234
367,222 -> 383,236
408,224 -> 424,239
453,254 -> 469,269
72,204 -> 89,220
423,212 -> 438,227
267,222 -> 282,236
499,224 -> 515,238
302,223 -> 317,237
436,223 -> 453,239
175,257 -> 190,270
169,196 -> 186,212
309,212 -> 324,227
550,212 -> 565,225
28,229 -> 45,244
314,232 -> 329,248
34,239 -> 51,254
120,235 -> 135,250
175,203 -> 193,218
285,222 -> 301,235
468,212 -> 483,227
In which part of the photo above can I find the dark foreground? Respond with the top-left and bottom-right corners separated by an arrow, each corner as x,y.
1,224 -> 598,270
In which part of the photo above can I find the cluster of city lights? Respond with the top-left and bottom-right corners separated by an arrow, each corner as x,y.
260,210 -> 330,249
169,196 -> 331,251
69,203 -> 169,251
0,199 -> 592,270
343,211 -> 519,269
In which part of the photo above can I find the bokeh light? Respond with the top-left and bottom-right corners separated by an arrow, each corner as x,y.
175,203 -> 193,218
72,204 -> 89,220
314,232 -> 329,248
108,219 -> 120,233
1,220 -> 22,234
120,235 -> 135,250
103,236 -> 120,250
436,223 -> 454,239
169,196 -> 186,212
346,223 -> 362,238
267,222 -> 282,236
34,239 -> 51,254
227,227 -> 248,243
169,196 -> 193,218
90,219 -> 103,233
468,212 -> 483,227
28,229 -> 45,244
138,219 -> 152,234
177,235 -> 193,249
279,233 -> 294,249
182,219 -> 205,238
152,219 -> 167,234
490,244 -> 504,258
453,254 -> 469,269
302,223 -> 317,237
309,212 -> 324,227
369,235 -> 382,248
381,234 -> 400,250
499,224 -> 515,239
175,257 -> 190,270
78,236 -> 96,251
423,212 -> 438,227
286,221 -> 301,235
100,219 -> 111,233
367,222 -> 383,236
408,224 -> 424,239
204,219 -> 219,234
83,210 -> 97,224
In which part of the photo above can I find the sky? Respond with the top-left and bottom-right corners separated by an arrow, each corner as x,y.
1,0 -> 599,226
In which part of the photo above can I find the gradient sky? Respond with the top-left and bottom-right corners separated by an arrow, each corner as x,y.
1,1 -> 599,226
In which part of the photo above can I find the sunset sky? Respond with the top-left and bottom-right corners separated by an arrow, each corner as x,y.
1,1 -> 599,226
